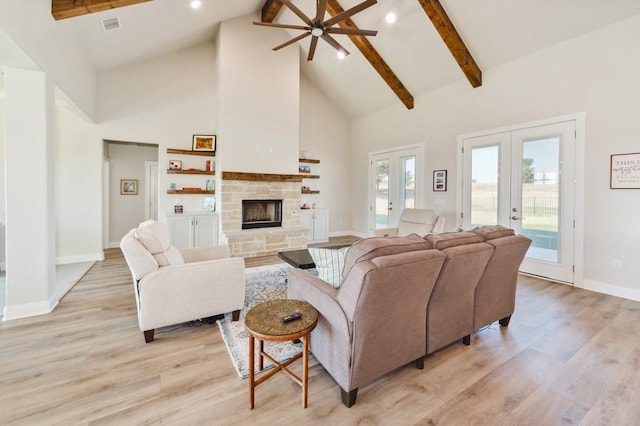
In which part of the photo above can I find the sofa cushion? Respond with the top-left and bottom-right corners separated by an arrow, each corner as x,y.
424,231 -> 483,249
309,247 -> 349,288
342,234 -> 431,278
134,220 -> 184,266
471,225 -> 515,241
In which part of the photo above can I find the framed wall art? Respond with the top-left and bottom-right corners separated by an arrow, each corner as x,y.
192,134 -> 216,152
433,170 -> 447,192
120,179 -> 138,195
610,152 -> 640,189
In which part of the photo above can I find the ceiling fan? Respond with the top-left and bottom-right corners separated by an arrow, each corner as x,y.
254,0 -> 378,61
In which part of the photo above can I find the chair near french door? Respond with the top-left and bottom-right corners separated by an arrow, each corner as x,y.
460,119 -> 577,284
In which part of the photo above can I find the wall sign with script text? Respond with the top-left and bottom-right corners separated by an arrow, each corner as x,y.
610,152 -> 640,189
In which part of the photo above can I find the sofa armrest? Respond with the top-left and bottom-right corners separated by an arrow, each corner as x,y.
179,245 -> 231,263
287,268 -> 350,333
372,227 -> 399,237
287,267 -> 353,390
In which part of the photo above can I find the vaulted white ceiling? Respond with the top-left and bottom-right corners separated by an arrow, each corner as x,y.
53,0 -> 640,118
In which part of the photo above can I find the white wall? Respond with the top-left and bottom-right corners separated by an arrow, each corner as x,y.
299,74 -> 352,234
54,104 -> 103,263
217,13 -> 299,175
98,41 -> 217,218
0,0 -> 96,120
351,15 -> 640,299
106,143 -> 158,245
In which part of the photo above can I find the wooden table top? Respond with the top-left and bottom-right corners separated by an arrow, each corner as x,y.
245,299 -> 318,340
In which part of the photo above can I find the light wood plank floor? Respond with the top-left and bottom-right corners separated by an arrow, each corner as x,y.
2,240 -> 640,425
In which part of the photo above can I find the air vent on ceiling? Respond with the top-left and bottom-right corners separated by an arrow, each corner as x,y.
101,17 -> 121,32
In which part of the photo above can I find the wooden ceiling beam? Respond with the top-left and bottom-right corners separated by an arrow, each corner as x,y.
326,0 -> 414,109
52,0 -> 153,21
417,0 -> 482,88
261,0 -> 285,23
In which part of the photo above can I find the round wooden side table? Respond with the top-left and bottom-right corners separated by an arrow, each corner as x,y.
244,299 -> 318,409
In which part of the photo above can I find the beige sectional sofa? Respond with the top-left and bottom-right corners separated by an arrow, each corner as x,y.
287,225 -> 531,407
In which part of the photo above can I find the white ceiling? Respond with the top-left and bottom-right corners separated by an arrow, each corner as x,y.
54,0 -> 640,118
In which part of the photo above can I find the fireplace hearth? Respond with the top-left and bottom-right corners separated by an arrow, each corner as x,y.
242,199 -> 283,229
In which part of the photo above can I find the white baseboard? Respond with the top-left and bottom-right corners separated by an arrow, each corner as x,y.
56,252 -> 105,264
3,299 -> 57,321
577,279 -> 640,302
109,241 -> 121,249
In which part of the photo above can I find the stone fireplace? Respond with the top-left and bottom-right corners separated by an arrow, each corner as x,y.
221,172 -> 307,258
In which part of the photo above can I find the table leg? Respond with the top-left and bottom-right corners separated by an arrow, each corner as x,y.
249,334 -> 255,409
258,339 -> 264,370
302,332 -> 309,408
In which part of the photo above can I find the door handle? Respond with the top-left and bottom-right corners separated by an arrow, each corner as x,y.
511,216 -> 523,220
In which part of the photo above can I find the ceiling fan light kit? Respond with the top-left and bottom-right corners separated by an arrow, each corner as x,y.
253,0 -> 378,61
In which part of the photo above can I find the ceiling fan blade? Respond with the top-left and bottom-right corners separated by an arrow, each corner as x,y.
253,21 -> 310,31
321,33 -> 350,57
307,36 -> 319,61
326,27 -> 377,37
273,32 -> 311,51
282,0 -> 313,26
315,0 -> 328,23
324,0 -> 377,27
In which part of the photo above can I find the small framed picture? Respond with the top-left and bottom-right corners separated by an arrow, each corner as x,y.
169,160 -> 182,170
120,179 -> 138,195
610,152 -> 640,189
433,170 -> 447,192
192,134 -> 216,152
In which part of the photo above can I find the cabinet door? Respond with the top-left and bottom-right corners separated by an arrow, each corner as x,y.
312,209 -> 329,243
167,215 -> 194,249
299,210 -> 313,242
194,215 -> 216,247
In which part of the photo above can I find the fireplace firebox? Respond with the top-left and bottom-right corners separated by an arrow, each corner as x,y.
242,199 -> 283,229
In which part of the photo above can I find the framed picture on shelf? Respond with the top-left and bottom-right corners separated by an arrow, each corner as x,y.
192,134 -> 216,152
433,170 -> 447,192
120,179 -> 138,195
169,160 -> 182,170
610,152 -> 640,189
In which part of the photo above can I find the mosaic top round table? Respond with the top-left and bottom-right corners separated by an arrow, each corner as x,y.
244,299 -> 318,409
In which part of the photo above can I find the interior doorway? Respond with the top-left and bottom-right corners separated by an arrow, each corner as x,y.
459,115 -> 584,284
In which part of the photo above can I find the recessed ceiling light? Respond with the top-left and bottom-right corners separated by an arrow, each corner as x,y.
385,13 -> 396,24
337,51 -> 346,60
191,0 -> 202,9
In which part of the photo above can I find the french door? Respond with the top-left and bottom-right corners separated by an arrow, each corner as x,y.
369,146 -> 423,233
461,120 -> 576,284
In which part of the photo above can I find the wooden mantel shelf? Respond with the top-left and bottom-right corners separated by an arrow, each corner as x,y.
222,171 -> 302,183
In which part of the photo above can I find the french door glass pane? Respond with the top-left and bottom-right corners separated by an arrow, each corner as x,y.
401,156 -> 416,209
471,145 -> 499,226
521,137 -> 560,263
375,159 -> 390,229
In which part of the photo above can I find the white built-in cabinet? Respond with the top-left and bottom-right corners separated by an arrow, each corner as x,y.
166,212 -> 218,249
300,208 -> 329,243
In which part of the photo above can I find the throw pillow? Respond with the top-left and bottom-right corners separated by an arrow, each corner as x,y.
309,247 -> 349,289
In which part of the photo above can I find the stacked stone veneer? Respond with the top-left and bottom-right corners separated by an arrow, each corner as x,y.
221,179 -> 308,257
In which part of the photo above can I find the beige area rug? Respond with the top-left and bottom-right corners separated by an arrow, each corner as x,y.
217,263 -> 307,379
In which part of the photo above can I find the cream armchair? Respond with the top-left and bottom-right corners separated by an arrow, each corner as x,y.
120,220 -> 245,343
373,208 -> 445,237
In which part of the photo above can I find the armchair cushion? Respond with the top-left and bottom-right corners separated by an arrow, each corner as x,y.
134,220 -> 184,266
397,208 -> 437,236
309,246 -> 349,288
